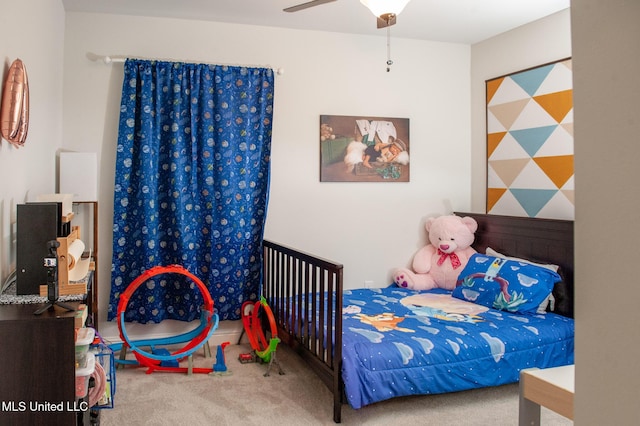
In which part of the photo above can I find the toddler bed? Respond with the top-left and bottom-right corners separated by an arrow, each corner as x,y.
262,212 -> 574,423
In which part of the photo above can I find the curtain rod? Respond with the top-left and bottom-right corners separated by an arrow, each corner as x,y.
89,54 -> 284,75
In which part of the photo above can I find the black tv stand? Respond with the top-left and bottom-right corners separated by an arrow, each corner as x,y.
0,302 -> 80,425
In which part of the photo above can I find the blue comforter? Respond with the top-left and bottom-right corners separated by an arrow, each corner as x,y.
341,287 -> 574,409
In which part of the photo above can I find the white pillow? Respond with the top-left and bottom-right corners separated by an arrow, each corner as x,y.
485,247 -> 559,272
536,293 -> 556,314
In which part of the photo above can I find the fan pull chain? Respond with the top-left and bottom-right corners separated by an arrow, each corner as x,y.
386,26 -> 393,72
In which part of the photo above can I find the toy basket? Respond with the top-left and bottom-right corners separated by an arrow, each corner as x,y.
90,342 -> 116,409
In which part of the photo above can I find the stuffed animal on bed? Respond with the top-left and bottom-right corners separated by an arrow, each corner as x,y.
393,214 -> 478,291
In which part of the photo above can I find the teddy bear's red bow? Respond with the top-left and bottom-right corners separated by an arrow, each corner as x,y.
437,249 -> 462,269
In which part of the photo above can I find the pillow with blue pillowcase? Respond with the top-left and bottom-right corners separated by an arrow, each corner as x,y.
452,253 -> 561,314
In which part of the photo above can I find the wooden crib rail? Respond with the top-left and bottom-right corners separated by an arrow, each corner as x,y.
262,240 -> 344,423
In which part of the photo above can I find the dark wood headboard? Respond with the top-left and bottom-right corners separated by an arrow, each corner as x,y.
454,212 -> 574,318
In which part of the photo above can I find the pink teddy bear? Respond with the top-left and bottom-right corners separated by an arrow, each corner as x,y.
393,215 -> 478,291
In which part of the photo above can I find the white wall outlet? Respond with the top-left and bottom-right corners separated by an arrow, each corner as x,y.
364,280 -> 374,288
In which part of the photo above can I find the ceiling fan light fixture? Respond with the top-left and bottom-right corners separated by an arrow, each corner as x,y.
377,13 -> 396,28
360,0 -> 411,19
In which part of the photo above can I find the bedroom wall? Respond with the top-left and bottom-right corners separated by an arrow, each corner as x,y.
572,1 -> 640,423
469,9 -> 572,213
62,12 -> 472,331
0,0 -> 66,285
0,5 -> 578,340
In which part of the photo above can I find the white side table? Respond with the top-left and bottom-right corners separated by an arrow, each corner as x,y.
519,364 -> 574,425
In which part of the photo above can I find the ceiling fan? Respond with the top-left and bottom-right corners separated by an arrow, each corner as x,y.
283,0 -> 411,29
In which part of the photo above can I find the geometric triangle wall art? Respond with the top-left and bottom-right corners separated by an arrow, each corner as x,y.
509,188 -> 558,218
533,155 -> 574,188
485,58 -> 574,219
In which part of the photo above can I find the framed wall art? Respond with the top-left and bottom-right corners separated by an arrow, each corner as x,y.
319,114 -> 410,182
486,58 -> 574,219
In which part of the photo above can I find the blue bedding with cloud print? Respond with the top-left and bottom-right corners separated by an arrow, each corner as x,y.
341,286 -> 574,409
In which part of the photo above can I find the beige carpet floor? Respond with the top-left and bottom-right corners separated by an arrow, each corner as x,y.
99,342 -> 572,425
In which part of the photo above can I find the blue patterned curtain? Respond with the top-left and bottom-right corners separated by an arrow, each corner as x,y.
108,59 -> 274,323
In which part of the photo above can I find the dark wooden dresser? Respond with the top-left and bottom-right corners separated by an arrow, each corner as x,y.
0,302 -> 80,426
